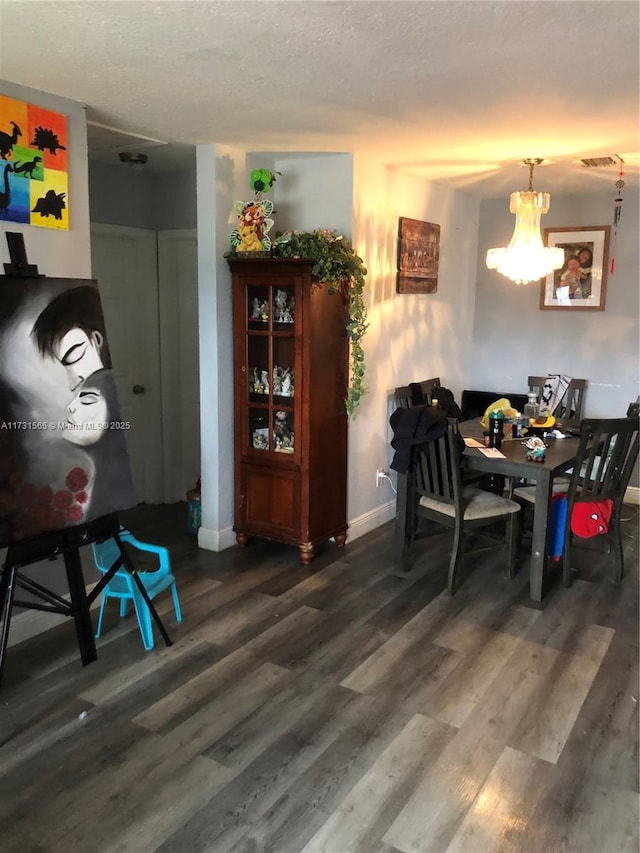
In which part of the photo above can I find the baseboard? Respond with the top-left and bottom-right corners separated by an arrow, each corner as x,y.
197,524 -> 236,552
625,485 -> 639,506
197,503 -> 396,553
7,582 -> 100,648
345,499 -> 396,543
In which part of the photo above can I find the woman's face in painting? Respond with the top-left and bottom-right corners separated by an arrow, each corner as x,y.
63,385 -> 108,446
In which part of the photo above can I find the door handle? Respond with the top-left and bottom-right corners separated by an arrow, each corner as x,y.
132,384 -> 146,395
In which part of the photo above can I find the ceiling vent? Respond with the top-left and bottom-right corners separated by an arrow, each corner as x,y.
580,155 -> 621,168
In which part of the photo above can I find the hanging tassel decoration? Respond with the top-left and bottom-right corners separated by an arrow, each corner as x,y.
610,157 -> 625,275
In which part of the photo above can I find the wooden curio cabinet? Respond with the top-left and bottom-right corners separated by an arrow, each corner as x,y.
228,258 -> 349,564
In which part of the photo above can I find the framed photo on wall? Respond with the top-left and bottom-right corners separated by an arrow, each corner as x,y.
396,217 -> 440,293
540,226 -> 610,311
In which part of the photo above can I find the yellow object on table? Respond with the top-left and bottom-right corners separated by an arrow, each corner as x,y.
529,415 -> 556,429
480,398 -> 512,428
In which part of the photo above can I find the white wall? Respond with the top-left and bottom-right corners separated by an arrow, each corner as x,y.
196,143 -> 245,550
273,153 -> 353,235
473,188 -> 640,416
348,154 -> 481,533
0,80 -> 91,277
89,161 -> 197,231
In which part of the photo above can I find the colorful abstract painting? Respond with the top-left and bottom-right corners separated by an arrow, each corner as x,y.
0,96 -> 69,230
0,278 -> 136,546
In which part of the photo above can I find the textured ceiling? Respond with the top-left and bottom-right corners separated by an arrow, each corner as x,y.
1,0 -> 638,197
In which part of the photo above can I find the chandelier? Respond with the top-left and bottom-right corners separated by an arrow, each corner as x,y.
486,158 -> 564,285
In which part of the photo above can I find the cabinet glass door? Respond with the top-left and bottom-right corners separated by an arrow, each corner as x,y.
246,282 -> 296,456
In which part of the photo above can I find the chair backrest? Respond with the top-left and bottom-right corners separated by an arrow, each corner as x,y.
394,385 -> 414,409
567,416 -> 639,507
92,537 -> 123,574
92,529 -> 170,578
416,377 -> 441,405
413,419 -> 462,510
528,375 -> 587,423
394,377 -> 441,409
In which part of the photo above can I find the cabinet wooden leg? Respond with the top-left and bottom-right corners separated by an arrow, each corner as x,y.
236,532 -> 249,547
334,532 -> 347,548
299,543 -> 315,565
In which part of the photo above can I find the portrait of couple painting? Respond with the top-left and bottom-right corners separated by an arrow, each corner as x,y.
0,278 -> 135,547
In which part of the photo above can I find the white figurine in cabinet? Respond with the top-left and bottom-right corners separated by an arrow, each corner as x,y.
274,289 -> 287,321
273,365 -> 283,394
281,369 -> 292,396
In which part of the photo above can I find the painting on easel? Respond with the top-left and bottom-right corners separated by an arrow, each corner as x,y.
0,277 -> 135,546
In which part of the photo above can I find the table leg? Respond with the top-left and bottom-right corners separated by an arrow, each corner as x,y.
530,472 -> 553,601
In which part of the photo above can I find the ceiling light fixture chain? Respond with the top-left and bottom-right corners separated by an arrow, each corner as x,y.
524,157 -> 543,192
486,157 -> 564,285
610,155 -> 625,275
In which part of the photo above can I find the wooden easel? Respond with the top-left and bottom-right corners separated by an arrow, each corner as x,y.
0,514 -> 173,692
0,514 -> 172,685
0,235 -> 172,692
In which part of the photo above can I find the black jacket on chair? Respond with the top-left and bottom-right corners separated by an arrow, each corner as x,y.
390,405 -> 463,473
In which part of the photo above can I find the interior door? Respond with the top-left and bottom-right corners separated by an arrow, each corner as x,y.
158,229 -> 199,501
90,223 -> 163,503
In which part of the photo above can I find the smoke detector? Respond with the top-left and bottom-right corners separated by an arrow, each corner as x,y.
119,152 -> 148,167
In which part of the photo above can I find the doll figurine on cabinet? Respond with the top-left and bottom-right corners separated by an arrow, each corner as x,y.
230,199 -> 274,254
229,169 -> 277,254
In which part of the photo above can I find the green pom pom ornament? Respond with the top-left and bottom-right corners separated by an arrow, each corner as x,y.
250,169 -> 276,194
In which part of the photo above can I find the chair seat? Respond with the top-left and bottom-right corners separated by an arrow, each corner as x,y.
513,483 -> 570,504
395,419 -> 522,593
420,485 -> 520,519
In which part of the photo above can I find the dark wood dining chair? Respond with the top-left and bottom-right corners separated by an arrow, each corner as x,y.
528,376 -> 587,424
563,415 -> 639,586
395,419 -> 521,594
394,377 -> 440,409
393,385 -> 414,409
415,376 -> 441,405
514,416 -> 639,587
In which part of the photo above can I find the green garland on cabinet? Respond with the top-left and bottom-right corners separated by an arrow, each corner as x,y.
272,229 -> 369,418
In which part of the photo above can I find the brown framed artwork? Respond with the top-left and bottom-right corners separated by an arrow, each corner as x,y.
396,217 -> 440,293
540,226 -> 610,311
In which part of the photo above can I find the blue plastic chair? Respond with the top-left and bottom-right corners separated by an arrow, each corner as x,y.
92,528 -> 182,650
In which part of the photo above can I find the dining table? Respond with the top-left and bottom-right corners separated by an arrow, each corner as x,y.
459,418 -> 581,602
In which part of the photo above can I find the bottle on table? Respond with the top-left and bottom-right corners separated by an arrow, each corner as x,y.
524,392 -> 540,419
488,410 -> 505,449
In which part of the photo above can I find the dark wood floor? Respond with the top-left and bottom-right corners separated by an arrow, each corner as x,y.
1,501 -> 638,853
